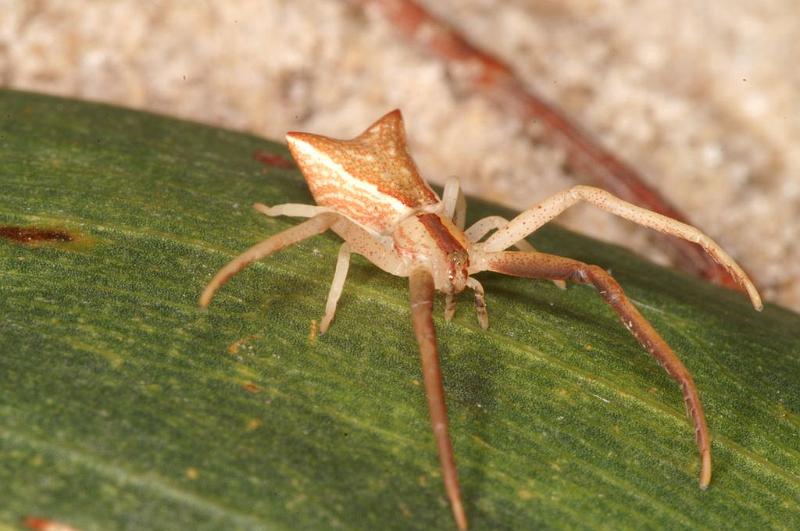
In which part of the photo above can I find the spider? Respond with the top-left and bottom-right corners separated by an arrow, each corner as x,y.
200,110 -> 762,530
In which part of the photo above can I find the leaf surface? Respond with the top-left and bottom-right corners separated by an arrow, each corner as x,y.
1,90 -> 799,530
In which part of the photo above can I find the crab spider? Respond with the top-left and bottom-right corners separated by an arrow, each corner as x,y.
200,110 -> 762,530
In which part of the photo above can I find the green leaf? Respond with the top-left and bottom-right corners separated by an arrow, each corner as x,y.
1,89 -> 798,530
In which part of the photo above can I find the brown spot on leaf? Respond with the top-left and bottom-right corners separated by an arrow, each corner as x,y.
254,150 -> 294,169
23,516 -> 79,531
308,319 -> 318,346
246,418 -> 263,431
227,334 -> 258,355
242,382 -> 260,393
1,226 -> 73,244
398,502 -> 412,518
517,489 -> 536,501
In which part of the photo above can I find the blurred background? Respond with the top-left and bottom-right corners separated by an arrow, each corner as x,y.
1,0 -> 798,310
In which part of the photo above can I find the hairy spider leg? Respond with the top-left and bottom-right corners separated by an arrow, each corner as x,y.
199,213 -> 339,308
481,185 -> 762,311
254,202 -> 409,331
465,216 -> 533,252
441,180 -> 564,326
465,215 -> 566,290
483,250 -> 713,488
255,201 -> 353,332
409,268 -> 468,531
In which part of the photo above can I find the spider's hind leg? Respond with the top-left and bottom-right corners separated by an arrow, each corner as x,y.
199,213 -> 338,308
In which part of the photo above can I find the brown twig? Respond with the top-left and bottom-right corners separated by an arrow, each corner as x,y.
356,0 -> 746,291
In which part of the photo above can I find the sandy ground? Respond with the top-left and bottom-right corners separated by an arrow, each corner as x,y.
1,0 -> 798,311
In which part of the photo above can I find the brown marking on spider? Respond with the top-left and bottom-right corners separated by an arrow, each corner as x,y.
200,110 -> 762,530
253,150 -> 295,169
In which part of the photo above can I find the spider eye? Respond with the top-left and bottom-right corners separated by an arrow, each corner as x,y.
448,250 -> 468,266
447,250 -> 469,282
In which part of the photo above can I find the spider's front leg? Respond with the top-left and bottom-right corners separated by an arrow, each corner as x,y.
409,268 -> 468,530
466,215 -> 566,291
482,185 -> 762,310
480,251 -> 713,488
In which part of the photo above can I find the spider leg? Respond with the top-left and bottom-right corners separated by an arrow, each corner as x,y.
482,185 -> 762,310
320,243 -> 351,334
441,178 -> 468,323
199,213 -> 338,308
330,218 -> 408,277
409,268 -> 467,531
444,292 -> 457,322
441,177 -> 467,230
466,277 -> 489,329
443,279 -> 490,328
253,202 -> 333,218
465,216 -> 533,251
466,216 -> 565,289
482,250 -> 712,489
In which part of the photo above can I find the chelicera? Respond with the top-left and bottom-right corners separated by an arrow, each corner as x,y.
200,110 -> 762,530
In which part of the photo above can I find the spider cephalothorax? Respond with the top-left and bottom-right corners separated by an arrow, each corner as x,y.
200,110 -> 762,530
393,212 -> 471,293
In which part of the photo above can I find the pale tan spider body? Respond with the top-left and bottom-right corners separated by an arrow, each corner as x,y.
200,110 -> 762,531
393,212 -> 471,292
